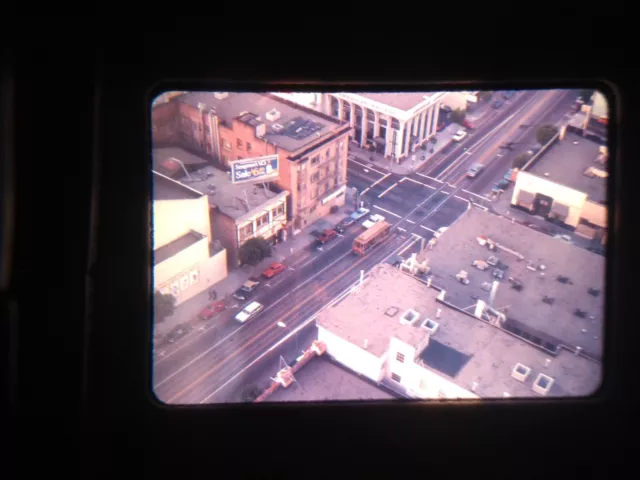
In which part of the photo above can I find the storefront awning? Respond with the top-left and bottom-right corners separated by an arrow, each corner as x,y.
551,202 -> 570,217
517,190 -> 535,205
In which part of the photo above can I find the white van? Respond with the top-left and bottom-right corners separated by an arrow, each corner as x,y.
235,301 -> 264,323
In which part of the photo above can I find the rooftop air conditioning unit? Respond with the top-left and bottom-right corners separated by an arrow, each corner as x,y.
272,123 -> 284,132
214,92 -> 229,100
266,109 -> 281,122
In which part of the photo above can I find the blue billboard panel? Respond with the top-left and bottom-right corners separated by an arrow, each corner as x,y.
230,155 -> 280,185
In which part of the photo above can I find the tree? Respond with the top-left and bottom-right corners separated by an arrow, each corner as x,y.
154,291 -> 176,323
512,152 -> 531,170
536,124 -> 559,146
450,108 -> 466,126
238,236 -> 272,266
477,91 -> 493,102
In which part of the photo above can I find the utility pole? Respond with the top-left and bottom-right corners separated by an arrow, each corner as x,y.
389,129 -> 398,168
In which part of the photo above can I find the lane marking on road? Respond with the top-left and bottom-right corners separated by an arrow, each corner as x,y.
406,219 -> 416,224
288,267 -> 295,271
166,233 -> 410,403
398,237 -> 421,255
368,172 -> 392,190
415,172 -> 443,183
349,157 -> 387,176
378,182 -> 399,198
402,176 -> 436,190
398,227 -> 406,232
420,225 -> 437,233
265,283 -> 271,287
361,187 -> 371,195
337,233 -> 344,238
372,205 -> 402,218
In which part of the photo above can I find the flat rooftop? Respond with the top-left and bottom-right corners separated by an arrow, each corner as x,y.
154,147 -> 288,222
176,92 -> 343,154
265,356 -> 396,403
356,92 -> 436,111
317,265 -> 433,358
152,145 -> 209,178
153,170 -> 204,201
427,209 -> 606,359
529,131 -> 607,204
154,230 -> 205,265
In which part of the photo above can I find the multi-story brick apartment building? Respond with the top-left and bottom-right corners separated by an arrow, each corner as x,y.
151,92 -> 352,231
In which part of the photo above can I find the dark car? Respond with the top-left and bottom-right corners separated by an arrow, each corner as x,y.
493,179 -> 510,192
198,301 -> 226,321
335,216 -> 355,233
492,100 -> 504,109
233,280 -> 260,301
164,324 -> 193,344
317,229 -> 338,244
386,254 -> 404,267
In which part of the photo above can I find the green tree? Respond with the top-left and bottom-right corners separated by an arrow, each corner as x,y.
477,91 -> 493,102
450,108 -> 466,126
536,124 -> 559,146
512,152 -> 531,170
238,237 -> 272,266
154,291 -> 176,323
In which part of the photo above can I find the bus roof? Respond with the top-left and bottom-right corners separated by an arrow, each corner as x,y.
355,221 -> 392,243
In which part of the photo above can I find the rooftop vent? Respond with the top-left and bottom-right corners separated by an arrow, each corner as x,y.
511,363 -> 531,382
588,287 -> 601,297
487,256 -> 499,266
532,373 -> 554,396
266,109 -> 281,122
400,309 -> 420,326
556,275 -> 572,284
421,318 -> 439,335
385,306 -> 400,317
272,123 -> 284,132
511,280 -> 524,292
214,92 -> 228,100
573,308 -> 587,319
542,296 -> 555,305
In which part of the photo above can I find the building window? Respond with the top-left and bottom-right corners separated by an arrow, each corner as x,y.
247,142 -> 252,153
222,138 -> 232,150
391,373 -> 402,383
339,141 -> 345,152
277,204 -> 285,216
311,172 -> 321,183
237,138 -> 244,149
396,352 -> 405,363
311,155 -> 320,165
256,213 -> 270,229
239,223 -> 254,242
326,148 -> 332,158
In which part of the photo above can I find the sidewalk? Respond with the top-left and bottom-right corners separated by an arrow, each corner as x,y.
153,190 -> 357,341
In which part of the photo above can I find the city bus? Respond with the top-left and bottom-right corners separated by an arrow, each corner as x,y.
353,220 -> 392,255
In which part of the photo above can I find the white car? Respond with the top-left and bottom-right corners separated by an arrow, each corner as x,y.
350,207 -> 370,221
362,213 -> 386,229
235,301 -> 264,323
452,130 -> 467,142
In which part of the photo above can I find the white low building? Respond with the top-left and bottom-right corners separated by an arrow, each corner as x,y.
316,263 -> 601,399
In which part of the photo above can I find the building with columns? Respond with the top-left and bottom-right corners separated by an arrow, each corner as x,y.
320,92 -> 450,161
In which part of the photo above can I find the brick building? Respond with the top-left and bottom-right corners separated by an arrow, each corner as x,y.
151,92 -> 352,231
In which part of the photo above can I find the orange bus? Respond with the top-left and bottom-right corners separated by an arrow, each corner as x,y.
353,221 -> 392,255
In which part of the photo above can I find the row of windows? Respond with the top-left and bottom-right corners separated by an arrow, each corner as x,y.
238,205 -> 286,242
222,137 -> 254,153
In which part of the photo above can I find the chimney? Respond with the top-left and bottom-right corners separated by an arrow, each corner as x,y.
255,123 -> 266,138
363,339 -> 368,350
436,308 -> 442,319
489,280 -> 499,306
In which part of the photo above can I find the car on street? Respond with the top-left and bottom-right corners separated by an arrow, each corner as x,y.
463,119 -> 475,129
235,301 -> 264,323
233,279 -> 260,301
504,168 -> 517,182
466,163 -> 485,178
262,262 -> 286,279
452,130 -> 467,142
164,324 -> 193,344
350,207 -> 370,221
362,213 -> 386,229
493,179 -> 511,192
335,216 -> 355,233
198,301 -> 226,321
492,100 -> 504,109
317,229 -> 338,244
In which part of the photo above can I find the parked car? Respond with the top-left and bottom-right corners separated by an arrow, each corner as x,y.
198,301 -> 226,321
452,130 -> 467,142
466,163 -> 484,178
233,280 -> 260,301
463,119 -> 475,129
262,262 -> 286,279
235,301 -> 264,323
317,229 -> 338,244
504,168 -> 516,182
335,216 -> 355,233
492,100 -> 504,109
493,179 -> 511,192
350,207 -> 370,221
164,324 -> 193,344
362,213 -> 385,229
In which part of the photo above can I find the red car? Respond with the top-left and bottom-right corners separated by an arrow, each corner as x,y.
318,229 -> 338,244
263,262 -> 286,279
463,119 -> 475,129
198,301 -> 226,321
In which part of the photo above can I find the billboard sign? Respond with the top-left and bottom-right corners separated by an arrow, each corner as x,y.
230,155 -> 280,185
